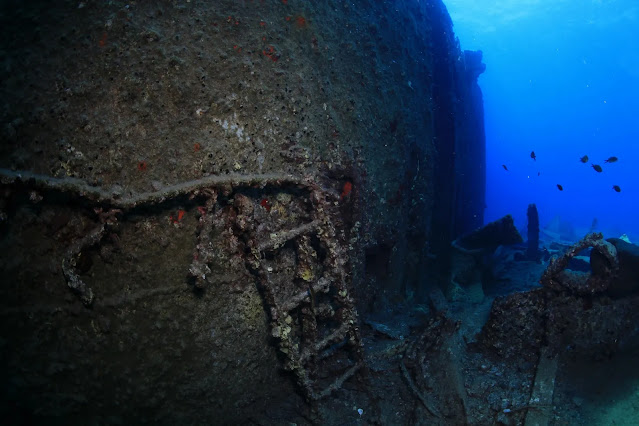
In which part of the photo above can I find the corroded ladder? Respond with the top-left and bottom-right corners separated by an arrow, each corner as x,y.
248,187 -> 364,401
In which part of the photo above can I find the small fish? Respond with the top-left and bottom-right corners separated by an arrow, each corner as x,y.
537,172 -> 540,176
604,156 -> 618,163
613,185 -> 621,192
530,151 -> 536,161
591,164 -> 603,172
580,155 -> 589,163
502,164 -> 509,171
557,184 -> 563,191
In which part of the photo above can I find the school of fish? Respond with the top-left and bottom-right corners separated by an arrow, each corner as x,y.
501,152 -> 621,193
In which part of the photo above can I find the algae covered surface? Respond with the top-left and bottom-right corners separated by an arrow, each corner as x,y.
5,1 -> 636,425
0,0 -> 441,423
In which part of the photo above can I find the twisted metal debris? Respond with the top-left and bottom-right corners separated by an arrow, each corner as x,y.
540,232 -> 619,295
0,167 -> 365,401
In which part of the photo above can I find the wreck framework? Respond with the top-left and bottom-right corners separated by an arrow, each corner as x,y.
0,167 -> 365,402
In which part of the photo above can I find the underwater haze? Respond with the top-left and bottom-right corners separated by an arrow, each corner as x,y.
445,0 -> 639,242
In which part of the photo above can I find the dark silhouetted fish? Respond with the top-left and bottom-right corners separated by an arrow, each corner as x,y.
557,184 -> 563,191
605,156 -> 618,163
580,155 -> 588,163
502,164 -> 508,171
592,164 -> 603,172
530,151 -> 536,161
613,185 -> 621,192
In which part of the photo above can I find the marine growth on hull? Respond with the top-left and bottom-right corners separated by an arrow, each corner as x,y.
1,1 -> 638,425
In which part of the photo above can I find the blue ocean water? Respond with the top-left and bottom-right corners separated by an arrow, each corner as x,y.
445,0 -> 639,242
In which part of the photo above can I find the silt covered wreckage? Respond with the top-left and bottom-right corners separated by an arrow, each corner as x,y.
1,1 -> 638,424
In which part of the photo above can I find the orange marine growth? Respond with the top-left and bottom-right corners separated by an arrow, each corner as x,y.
260,198 -> 271,212
99,32 -> 107,48
262,45 -> 279,62
340,181 -> 353,200
170,209 -> 186,224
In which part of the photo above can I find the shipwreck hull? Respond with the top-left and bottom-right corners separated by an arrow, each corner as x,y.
0,0 -> 486,422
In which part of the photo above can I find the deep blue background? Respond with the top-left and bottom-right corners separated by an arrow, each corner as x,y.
444,0 -> 639,241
